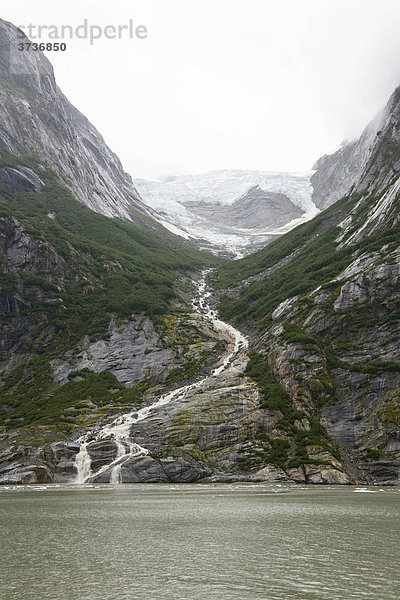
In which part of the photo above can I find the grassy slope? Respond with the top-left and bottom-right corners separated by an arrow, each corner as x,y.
0,146 -> 220,429
215,191 -> 400,325
0,146 -> 219,338
213,186 -> 400,472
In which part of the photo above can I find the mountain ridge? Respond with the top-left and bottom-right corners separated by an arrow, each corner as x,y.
213,83 -> 400,485
0,18 -> 318,257
311,100 -> 390,211
0,16 -> 399,485
0,19 -> 156,226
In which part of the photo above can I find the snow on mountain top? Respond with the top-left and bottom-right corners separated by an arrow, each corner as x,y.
134,169 -> 317,257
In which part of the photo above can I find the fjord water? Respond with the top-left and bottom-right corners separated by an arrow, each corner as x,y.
1,484 -> 399,600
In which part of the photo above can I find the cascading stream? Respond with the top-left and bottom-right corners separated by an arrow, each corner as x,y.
73,269 -> 248,483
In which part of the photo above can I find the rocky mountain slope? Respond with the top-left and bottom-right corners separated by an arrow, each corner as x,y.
0,17 -> 320,259
214,86 -> 400,485
184,185 -> 303,230
1,15 -> 399,486
0,141 -> 226,482
0,147 -> 353,486
0,20 -> 270,485
311,104 -> 388,211
0,19 -> 156,224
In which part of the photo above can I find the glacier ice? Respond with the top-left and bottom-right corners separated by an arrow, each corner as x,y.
135,169 -> 317,255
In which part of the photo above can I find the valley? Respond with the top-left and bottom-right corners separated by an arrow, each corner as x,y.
0,17 -> 399,487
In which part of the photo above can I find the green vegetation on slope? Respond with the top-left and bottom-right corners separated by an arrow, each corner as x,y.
0,146 -> 219,346
1,363 -> 150,429
223,176 -> 400,474
245,350 -> 292,412
0,145 -> 220,428
218,225 -> 353,323
214,193 -> 355,289
243,352 -> 338,470
215,188 -> 400,325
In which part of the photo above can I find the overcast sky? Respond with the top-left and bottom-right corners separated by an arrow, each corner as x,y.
2,0 -> 400,179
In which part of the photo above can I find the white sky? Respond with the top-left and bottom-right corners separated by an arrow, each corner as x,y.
2,0 -> 400,179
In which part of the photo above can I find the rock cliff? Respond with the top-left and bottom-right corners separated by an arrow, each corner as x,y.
1,15 -> 399,485
184,185 -> 303,230
311,103 -> 388,210
215,84 -> 400,485
0,19 -> 153,224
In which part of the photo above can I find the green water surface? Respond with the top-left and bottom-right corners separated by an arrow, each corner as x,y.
0,483 -> 399,600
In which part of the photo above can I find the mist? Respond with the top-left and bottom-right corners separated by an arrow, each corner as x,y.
2,0 -> 400,178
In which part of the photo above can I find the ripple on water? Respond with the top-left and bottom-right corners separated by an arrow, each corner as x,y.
0,485 -> 399,600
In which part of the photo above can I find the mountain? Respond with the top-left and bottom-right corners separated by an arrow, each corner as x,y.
0,21 -> 291,487
135,169 -> 317,256
0,19 -> 155,224
184,185 -> 303,230
214,86 -> 400,485
0,21 -> 230,483
0,18 -> 318,258
1,15 -> 399,486
311,105 -> 388,211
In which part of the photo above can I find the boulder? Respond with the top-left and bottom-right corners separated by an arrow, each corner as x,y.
304,464 -> 353,485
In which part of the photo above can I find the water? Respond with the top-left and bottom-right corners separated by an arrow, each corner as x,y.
1,484 -> 399,600
74,270 -> 248,483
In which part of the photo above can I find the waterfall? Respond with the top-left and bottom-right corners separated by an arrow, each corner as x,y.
73,270 -> 248,483
74,443 -> 93,484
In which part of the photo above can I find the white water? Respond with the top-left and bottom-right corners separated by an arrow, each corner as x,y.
73,270 -> 248,483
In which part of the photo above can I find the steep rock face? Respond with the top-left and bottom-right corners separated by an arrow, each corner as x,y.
0,19 -> 152,223
244,198 -> 400,484
0,165 -> 43,192
0,339 -> 352,485
355,89 -> 400,196
260,247 -> 400,484
52,316 -> 176,387
0,215 -> 64,276
216,84 -> 400,484
0,211 -> 220,400
311,103 -> 388,210
52,313 -> 219,388
0,214 -> 66,358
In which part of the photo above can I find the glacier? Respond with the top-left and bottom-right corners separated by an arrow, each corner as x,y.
135,169 -> 318,256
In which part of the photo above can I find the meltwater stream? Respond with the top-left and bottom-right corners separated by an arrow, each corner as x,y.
73,270 -> 248,483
